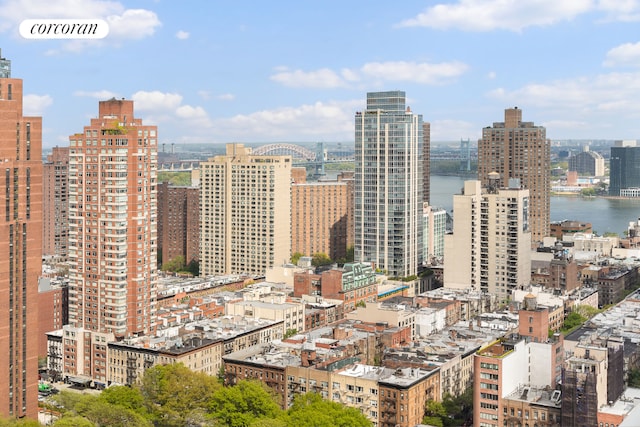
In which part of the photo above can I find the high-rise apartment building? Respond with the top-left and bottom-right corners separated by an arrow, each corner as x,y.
423,203 -> 446,264
355,91 -> 423,277
0,52 -> 42,419
68,99 -> 157,339
473,296 -> 563,427
423,122 -> 431,204
42,146 -> 69,258
478,107 -> 550,243
444,179 -> 531,300
609,140 -> 640,196
291,170 -> 352,261
568,146 -> 605,177
157,182 -> 200,266
200,143 -> 291,277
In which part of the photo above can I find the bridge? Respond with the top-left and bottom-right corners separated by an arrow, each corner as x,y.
252,143 -> 317,161
254,143 -> 327,176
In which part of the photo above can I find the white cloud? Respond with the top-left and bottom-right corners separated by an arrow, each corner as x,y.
487,71 -> 497,79
217,93 -> 235,101
23,94 -> 53,115
130,90 -> 212,131
106,9 -> 160,40
597,0 -> 640,22
74,90 -> 119,99
270,68 -> 348,88
132,91 -> 183,112
360,61 -> 468,85
176,30 -> 189,40
604,42 -> 640,67
485,70 -> 640,137
270,61 -> 468,89
0,0 -> 160,50
398,0 -> 593,31
213,100 -> 360,141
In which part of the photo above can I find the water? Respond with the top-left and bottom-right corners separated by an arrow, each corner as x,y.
430,175 -> 640,236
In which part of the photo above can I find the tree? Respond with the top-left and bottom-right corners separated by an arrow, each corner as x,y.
283,329 -> 298,339
0,418 -> 41,427
74,399 -> 152,427
291,252 -> 304,265
285,393 -> 371,427
208,380 -> 283,427
140,363 -> 220,426
561,311 -> 587,333
186,259 -> 200,276
311,252 -> 332,267
161,255 -> 186,272
629,368 -> 640,387
99,385 -> 147,415
52,416 -> 95,427
50,391 -> 152,427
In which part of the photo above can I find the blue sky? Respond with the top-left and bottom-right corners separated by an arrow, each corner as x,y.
3,0 -> 640,148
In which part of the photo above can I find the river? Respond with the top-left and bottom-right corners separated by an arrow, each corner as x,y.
430,175 -> 640,236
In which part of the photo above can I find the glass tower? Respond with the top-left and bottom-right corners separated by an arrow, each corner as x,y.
355,91 -> 423,278
609,140 -> 640,196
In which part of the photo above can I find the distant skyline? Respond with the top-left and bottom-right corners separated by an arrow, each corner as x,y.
3,0 -> 640,148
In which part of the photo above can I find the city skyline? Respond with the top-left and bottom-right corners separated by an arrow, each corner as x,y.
1,0 -> 640,148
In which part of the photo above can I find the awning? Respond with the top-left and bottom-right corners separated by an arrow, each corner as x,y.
68,376 -> 92,386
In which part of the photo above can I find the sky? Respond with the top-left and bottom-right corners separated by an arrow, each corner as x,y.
2,0 -> 640,149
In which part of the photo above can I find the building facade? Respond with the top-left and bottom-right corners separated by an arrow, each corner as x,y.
610,140 -> 640,196
293,262 -> 378,312
423,203 -> 446,264
200,143 -> 291,276
157,182 -> 200,266
549,220 -> 592,239
444,180 -> 531,301
42,146 -> 69,259
291,171 -> 352,261
0,53 -> 42,419
355,91 -> 423,277
68,99 -> 158,338
478,107 -> 550,243
568,146 -> 605,176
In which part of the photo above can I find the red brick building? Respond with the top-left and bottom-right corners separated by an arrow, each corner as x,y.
291,170 -> 353,261
157,182 -> 200,266
294,263 -> 377,311
42,146 -> 69,258
0,56 -> 42,418
68,99 -> 157,338
37,279 -> 68,358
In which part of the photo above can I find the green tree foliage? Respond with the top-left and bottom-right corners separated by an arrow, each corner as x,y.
74,399 -> 152,427
208,380 -> 283,427
161,255 -> 186,272
291,252 -> 304,265
285,393 -> 371,427
98,385 -> 147,415
422,416 -> 444,427
140,363 -> 221,426
629,368 -> 640,387
561,311 -> 587,333
47,372 -> 379,427
157,171 -> 192,186
186,259 -> 200,276
422,389 -> 474,427
50,391 -> 152,427
283,329 -> 298,339
311,252 -> 333,267
580,187 -> 596,197
0,418 -> 41,427
52,416 -> 95,427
